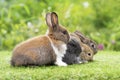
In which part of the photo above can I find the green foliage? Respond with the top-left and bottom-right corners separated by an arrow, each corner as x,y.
0,51 -> 120,80
0,0 -> 120,50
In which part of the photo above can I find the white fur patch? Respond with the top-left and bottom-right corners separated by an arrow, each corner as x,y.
53,44 -> 67,66
47,36 -> 67,66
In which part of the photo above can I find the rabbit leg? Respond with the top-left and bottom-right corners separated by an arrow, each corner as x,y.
11,54 -> 35,66
11,50 -> 38,66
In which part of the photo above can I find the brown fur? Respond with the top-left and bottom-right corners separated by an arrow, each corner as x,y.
70,33 -> 94,62
11,36 -> 56,66
74,30 -> 98,54
80,43 -> 94,61
11,12 -> 70,66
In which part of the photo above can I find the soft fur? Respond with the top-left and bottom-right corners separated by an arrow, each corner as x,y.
74,30 -> 98,54
62,38 -> 82,65
63,32 -> 96,65
79,43 -> 94,63
11,12 -> 70,67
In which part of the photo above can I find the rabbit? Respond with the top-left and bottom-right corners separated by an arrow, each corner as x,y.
11,12 -> 70,67
63,33 -> 94,65
74,30 -> 98,55
62,37 -> 82,65
79,43 -> 94,63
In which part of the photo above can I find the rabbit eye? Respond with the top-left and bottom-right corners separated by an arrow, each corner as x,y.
88,53 -> 91,56
91,43 -> 95,48
62,30 -> 67,34
92,44 -> 94,48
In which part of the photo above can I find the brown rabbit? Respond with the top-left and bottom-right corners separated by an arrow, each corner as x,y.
79,43 -> 94,63
74,30 -> 98,54
11,12 -> 70,67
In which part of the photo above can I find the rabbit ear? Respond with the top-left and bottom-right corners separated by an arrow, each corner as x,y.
46,13 -> 52,28
46,12 -> 59,31
51,12 -> 59,27
74,30 -> 88,43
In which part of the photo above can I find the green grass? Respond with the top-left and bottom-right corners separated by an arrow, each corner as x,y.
0,51 -> 120,80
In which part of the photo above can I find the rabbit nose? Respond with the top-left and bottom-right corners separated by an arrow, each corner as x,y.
88,53 -> 91,56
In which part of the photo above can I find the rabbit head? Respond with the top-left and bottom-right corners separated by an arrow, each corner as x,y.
46,12 -> 70,44
74,30 -> 98,54
80,43 -> 94,62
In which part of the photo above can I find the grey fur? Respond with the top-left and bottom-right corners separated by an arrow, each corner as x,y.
62,38 -> 82,65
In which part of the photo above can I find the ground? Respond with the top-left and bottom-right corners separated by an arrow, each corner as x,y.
0,51 -> 120,80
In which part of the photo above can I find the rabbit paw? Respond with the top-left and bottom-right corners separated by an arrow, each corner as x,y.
84,61 -> 88,63
55,61 -> 67,66
79,60 -> 88,64
79,61 -> 83,64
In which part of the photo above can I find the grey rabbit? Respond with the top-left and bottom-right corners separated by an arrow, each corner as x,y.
62,37 -> 82,65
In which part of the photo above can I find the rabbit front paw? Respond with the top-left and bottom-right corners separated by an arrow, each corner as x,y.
55,61 -> 67,66
79,61 -> 83,64
79,60 -> 88,64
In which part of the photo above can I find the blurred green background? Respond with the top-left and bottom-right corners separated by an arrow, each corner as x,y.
0,0 -> 120,51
